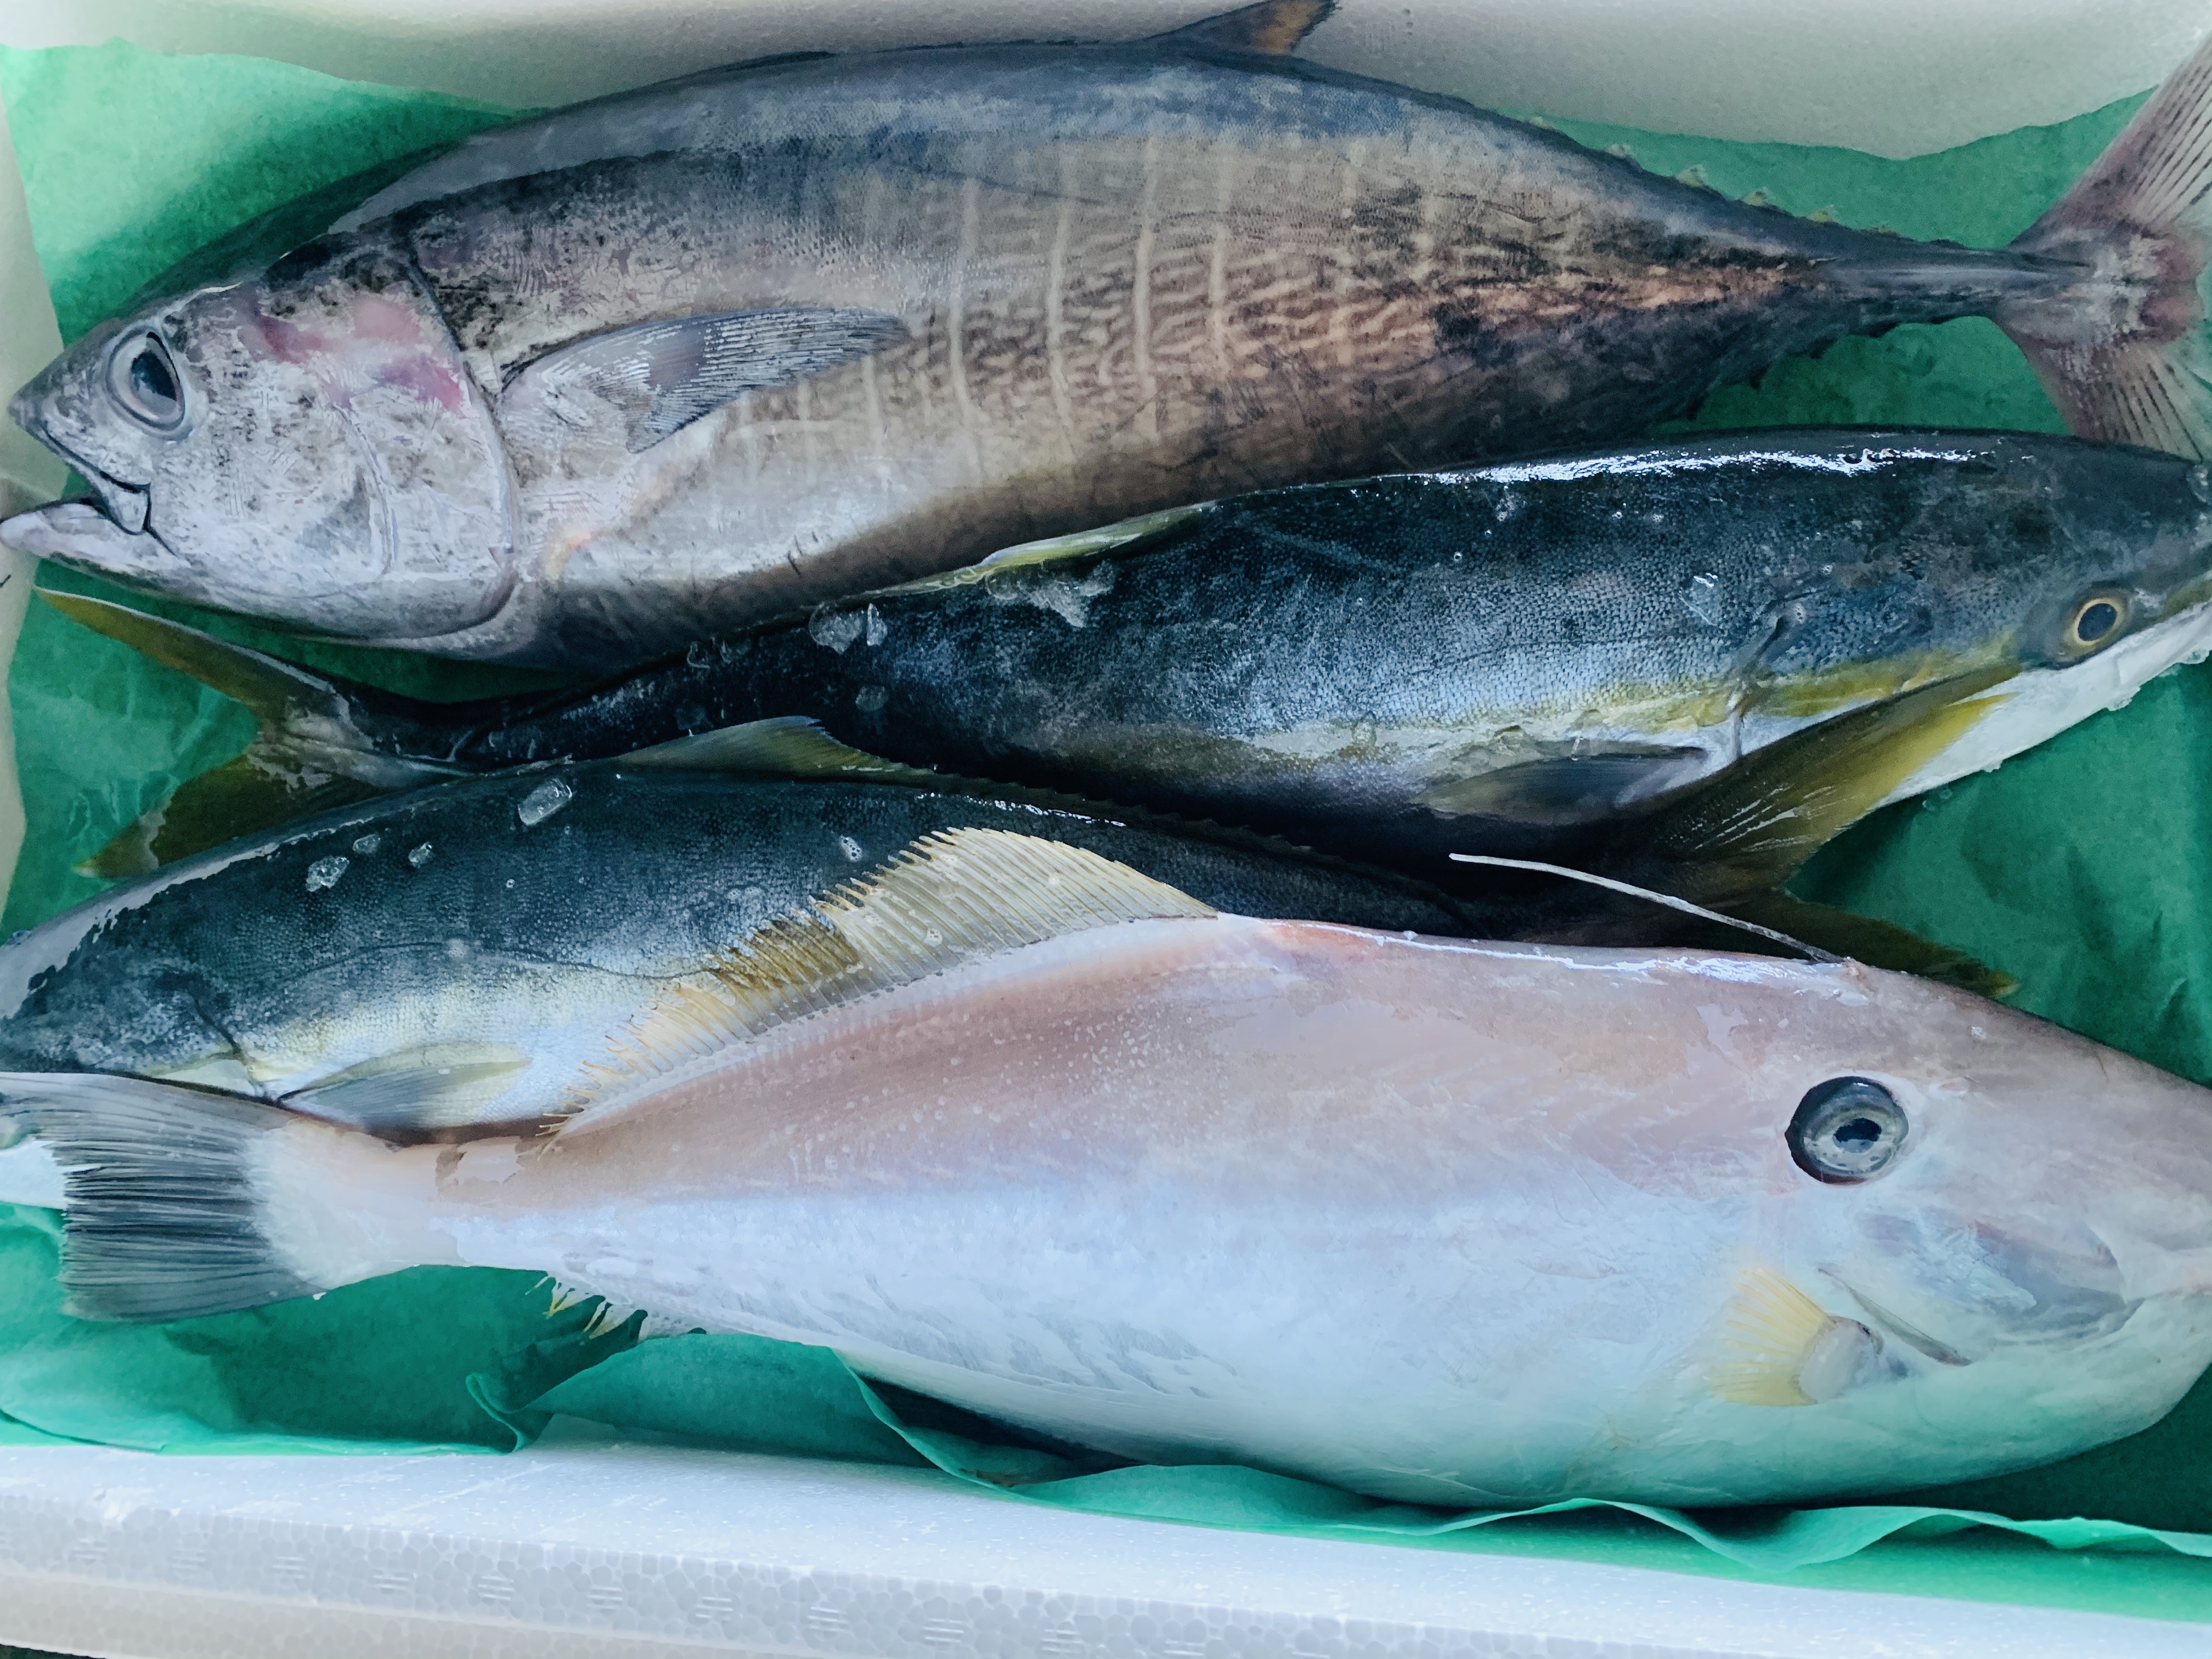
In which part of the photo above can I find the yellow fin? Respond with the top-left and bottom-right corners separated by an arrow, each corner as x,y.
1640,662 -> 2014,896
1148,0 -> 1336,57
558,828 -> 1216,1126
870,505 -> 1200,601
1703,1266 -> 1874,1408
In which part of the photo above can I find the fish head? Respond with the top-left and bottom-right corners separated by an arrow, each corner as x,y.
1708,963 -> 2212,1466
2,235 -> 515,644
1746,437 -> 2212,808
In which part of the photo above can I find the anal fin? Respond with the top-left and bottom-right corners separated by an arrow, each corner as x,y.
1720,891 -> 2016,1000
40,588 -> 462,874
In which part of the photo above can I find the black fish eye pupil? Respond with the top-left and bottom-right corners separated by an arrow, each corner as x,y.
1788,1076 -> 1909,1183
2075,600 -> 2119,643
131,345 -> 177,409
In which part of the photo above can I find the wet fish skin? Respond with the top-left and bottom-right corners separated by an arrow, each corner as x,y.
8,12 -> 2212,668
0,763 -> 1500,1135
16,840 -> 2212,1508
229,430 -> 2212,878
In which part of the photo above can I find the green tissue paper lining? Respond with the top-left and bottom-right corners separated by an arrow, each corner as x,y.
5,38 -> 2212,1613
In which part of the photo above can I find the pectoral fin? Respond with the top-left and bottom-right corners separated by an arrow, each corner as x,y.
1703,1266 -> 1882,1407
279,1043 -> 533,1135
1149,0 -> 1335,55
1634,664 -> 2014,896
505,307 -> 907,452
1420,747 -> 1709,826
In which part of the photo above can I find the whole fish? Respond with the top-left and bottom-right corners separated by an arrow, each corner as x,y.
70,430 -> 2212,909
10,829 -> 2212,1508
0,737 -> 1504,1136
8,4 -> 2212,669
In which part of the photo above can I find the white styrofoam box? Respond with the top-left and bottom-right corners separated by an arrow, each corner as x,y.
0,1419 -> 2200,1659
0,4 -> 2209,1655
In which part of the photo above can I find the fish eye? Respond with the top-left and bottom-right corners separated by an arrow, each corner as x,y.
108,332 -> 185,431
2060,590 -> 2130,657
1788,1076 -> 1908,1184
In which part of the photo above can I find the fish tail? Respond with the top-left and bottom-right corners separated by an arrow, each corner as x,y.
0,1071 -> 335,1322
1996,36 -> 2212,458
38,589 -> 466,876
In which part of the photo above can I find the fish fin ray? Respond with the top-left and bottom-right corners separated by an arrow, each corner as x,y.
279,1044 -> 533,1135
623,715 -> 943,786
41,591 -> 461,869
1630,665 -> 2013,896
1702,1266 -> 1842,1408
505,307 -> 907,452
1148,0 -> 1335,55
2001,34 -> 2212,458
1720,892 -> 2017,999
867,505 -> 1203,600
39,588 -> 345,724
0,1071 -> 321,1323
557,828 -> 1215,1128
1449,855 -> 1840,964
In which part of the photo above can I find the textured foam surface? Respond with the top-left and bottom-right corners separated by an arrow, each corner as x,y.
0,1426 -> 2203,1659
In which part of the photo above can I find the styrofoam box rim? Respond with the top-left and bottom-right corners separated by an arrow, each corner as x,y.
0,1420 -> 2200,1659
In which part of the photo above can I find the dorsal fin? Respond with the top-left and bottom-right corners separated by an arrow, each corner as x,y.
557,828 -> 1216,1128
622,715 -> 942,785
1148,0 -> 1336,56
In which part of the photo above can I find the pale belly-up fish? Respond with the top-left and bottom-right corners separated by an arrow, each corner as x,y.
0,737 -> 1503,1138
8,828 -> 2212,1508
63,430 -> 2212,919
10,4 -> 2212,669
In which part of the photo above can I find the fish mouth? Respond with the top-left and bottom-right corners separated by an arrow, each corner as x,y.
68,461 -> 150,537
0,496 -> 173,584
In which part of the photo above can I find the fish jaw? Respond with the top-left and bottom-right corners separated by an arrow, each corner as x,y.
0,499 -> 183,589
1877,591 -> 2212,806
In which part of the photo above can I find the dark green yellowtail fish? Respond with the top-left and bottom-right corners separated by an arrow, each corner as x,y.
66,429 -> 2212,944
0,740 -> 1526,1139
10,4 -> 2212,669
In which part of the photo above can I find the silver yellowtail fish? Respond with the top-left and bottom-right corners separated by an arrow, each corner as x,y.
8,829 -> 2211,1508
61,430 -> 2212,923
9,4 -> 2212,670
0,735 -> 1515,1138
